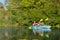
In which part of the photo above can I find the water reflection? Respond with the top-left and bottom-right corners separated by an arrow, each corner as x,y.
0,27 -> 60,40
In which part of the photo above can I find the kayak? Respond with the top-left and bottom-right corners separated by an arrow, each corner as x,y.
32,25 -> 51,32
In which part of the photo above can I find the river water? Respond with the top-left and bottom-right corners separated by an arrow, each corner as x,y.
0,27 -> 60,40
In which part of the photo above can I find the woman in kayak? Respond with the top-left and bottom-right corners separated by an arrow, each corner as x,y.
32,21 -> 44,35
32,21 -> 38,35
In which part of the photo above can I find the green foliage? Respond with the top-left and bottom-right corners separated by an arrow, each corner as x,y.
20,0 -> 34,7
0,0 -> 60,28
